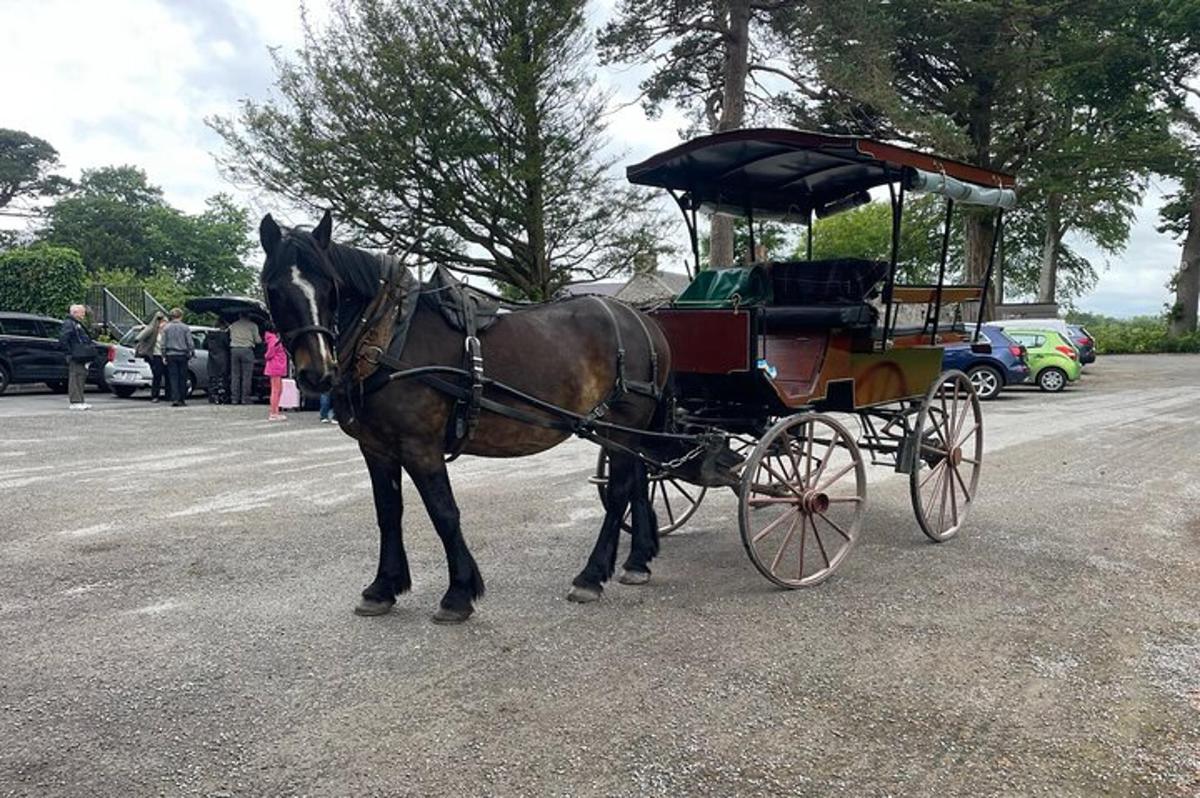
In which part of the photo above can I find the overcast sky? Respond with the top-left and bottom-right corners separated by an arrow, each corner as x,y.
0,0 -> 1183,318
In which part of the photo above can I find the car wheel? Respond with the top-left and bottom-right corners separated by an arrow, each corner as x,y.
0,363 -> 10,395
966,365 -> 1003,400
46,380 -> 69,394
1038,367 -> 1067,393
111,385 -> 137,398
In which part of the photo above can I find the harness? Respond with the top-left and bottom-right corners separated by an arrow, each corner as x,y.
324,266 -> 662,460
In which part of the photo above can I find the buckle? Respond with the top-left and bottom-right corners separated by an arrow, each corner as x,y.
362,345 -> 384,365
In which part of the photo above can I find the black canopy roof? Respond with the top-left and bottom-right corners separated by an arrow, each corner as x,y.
184,296 -> 270,323
626,128 -> 1016,220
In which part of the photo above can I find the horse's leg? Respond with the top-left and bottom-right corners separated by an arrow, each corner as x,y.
569,451 -> 636,603
406,461 -> 485,624
618,459 -> 660,586
354,452 -> 412,617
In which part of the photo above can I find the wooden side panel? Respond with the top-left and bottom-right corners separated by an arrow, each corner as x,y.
848,347 -> 944,406
760,331 -> 828,404
651,309 -> 751,374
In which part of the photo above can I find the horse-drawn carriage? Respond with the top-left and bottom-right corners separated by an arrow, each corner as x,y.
594,128 -> 1017,588
258,127 -> 1016,621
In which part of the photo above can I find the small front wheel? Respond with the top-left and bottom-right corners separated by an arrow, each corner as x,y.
1038,367 -> 1067,393
592,450 -> 706,536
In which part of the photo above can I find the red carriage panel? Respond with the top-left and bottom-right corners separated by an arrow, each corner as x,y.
651,309 -> 751,374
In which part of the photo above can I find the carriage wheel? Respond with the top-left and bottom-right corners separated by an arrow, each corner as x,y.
738,414 -> 866,588
910,370 -> 983,542
592,450 -> 707,536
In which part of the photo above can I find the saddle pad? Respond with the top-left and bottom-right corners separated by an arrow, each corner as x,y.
420,265 -> 502,334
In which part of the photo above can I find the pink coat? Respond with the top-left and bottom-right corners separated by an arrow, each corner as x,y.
263,332 -> 288,377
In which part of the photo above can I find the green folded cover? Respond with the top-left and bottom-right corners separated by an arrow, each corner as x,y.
674,266 -> 772,308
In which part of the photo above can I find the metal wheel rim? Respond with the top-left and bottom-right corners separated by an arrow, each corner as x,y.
1040,369 -> 1064,391
969,367 -> 999,399
593,450 -> 707,536
910,370 -> 983,542
738,414 -> 866,588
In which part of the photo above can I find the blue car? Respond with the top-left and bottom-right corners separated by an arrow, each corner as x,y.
942,324 -> 1030,400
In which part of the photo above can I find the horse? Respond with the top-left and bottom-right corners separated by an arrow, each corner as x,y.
258,211 -> 672,623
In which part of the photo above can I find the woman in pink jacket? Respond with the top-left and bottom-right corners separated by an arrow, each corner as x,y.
263,326 -> 289,421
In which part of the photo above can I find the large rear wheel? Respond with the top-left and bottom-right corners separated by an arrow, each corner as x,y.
910,370 -> 983,542
738,414 -> 866,588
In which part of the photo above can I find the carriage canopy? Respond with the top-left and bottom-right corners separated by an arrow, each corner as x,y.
626,128 -> 1016,221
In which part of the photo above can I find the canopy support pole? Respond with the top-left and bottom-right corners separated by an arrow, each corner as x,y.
930,198 -> 954,344
806,209 -> 813,261
973,210 -> 1005,340
747,205 -> 756,264
882,177 -> 905,345
669,189 -> 700,275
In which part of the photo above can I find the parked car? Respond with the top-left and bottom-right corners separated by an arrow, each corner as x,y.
991,318 -> 1080,357
0,311 -> 110,395
105,325 -> 215,398
1004,328 -> 1082,392
1066,323 -> 1097,364
941,324 -> 1030,400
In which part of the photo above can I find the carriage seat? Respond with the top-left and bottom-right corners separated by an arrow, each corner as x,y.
764,258 -> 890,305
419,265 -> 502,334
760,303 -> 877,332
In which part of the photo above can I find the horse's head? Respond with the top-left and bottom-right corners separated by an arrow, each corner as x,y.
259,211 -> 339,395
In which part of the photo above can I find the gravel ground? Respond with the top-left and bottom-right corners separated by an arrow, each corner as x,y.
0,356 -> 1198,797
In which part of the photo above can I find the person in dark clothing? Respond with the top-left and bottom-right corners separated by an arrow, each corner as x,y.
207,324 -> 231,404
227,312 -> 261,404
59,303 -> 95,410
161,308 -> 194,406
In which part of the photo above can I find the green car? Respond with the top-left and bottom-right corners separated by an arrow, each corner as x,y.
1006,329 -> 1082,392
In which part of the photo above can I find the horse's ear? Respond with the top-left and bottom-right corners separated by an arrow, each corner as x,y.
313,209 -> 333,250
259,215 -> 281,254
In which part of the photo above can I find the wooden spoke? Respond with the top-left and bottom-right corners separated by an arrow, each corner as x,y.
752,506 -> 798,544
816,511 -> 853,542
770,515 -> 801,574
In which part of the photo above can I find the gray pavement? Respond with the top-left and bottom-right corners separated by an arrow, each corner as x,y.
0,356 -> 1198,797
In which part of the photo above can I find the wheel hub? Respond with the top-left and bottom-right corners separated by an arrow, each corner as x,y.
949,446 -> 963,466
800,490 -> 830,514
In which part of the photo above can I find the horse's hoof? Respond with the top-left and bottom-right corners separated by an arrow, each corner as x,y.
431,606 -> 473,624
353,598 -> 395,617
618,569 -> 650,586
567,585 -> 602,603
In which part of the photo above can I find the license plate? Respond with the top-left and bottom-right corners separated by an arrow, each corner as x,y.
117,371 -> 140,381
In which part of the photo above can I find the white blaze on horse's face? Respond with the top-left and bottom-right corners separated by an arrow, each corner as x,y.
290,265 -> 333,366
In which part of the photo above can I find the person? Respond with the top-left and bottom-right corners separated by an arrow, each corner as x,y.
58,304 -> 95,410
161,307 -> 194,407
135,311 -> 167,402
228,312 -> 261,405
263,325 -> 289,421
207,320 -> 231,405
319,392 -> 336,424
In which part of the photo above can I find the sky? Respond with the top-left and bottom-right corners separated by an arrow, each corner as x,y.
0,0 -> 1184,319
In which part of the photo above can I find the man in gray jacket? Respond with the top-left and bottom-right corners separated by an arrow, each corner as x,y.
227,312 -> 261,404
161,308 -> 194,407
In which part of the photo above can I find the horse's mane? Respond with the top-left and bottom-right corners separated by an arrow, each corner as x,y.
273,227 -> 387,301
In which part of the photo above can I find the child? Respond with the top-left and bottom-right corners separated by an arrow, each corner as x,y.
263,326 -> 289,421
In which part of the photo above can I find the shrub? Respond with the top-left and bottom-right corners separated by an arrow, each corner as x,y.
0,244 -> 87,318
1068,313 -> 1200,354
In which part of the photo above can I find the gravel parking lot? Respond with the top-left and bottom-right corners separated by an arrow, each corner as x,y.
1,356 -> 1198,797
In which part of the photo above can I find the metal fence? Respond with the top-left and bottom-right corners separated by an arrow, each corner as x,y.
84,285 -> 167,338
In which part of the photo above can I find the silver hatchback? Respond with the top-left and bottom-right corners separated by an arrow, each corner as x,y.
104,326 -> 214,398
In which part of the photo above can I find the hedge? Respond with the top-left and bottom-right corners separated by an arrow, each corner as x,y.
1069,314 -> 1200,354
0,244 -> 88,319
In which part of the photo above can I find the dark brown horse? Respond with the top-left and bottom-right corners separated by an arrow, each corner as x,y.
258,212 -> 671,623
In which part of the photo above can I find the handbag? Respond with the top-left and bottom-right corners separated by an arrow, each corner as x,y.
279,378 -> 301,409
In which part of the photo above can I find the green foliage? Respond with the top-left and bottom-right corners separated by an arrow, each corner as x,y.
0,129 -> 71,211
0,244 -> 87,317
1065,312 -> 1200,354
795,195 -> 957,283
40,167 -> 255,295
211,0 -> 660,300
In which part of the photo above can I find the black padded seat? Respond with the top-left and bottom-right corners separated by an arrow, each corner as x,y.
761,304 -> 877,331
764,258 -> 890,304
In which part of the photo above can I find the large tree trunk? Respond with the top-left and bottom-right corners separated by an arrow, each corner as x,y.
1036,193 -> 1064,303
1168,177 -> 1200,337
708,0 -> 751,269
964,213 -> 998,321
